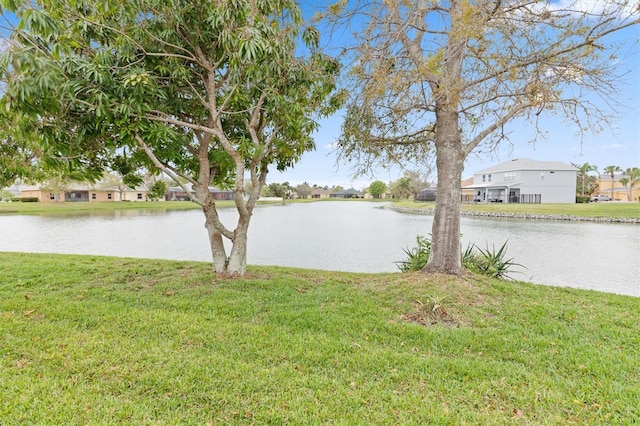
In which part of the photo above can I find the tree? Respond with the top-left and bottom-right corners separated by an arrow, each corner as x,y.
403,170 -> 430,198
296,182 -> 312,199
265,182 -> 290,200
574,162 -> 598,196
147,180 -> 167,201
390,176 -> 411,199
603,165 -> 623,200
619,167 -> 640,201
333,1 -> 639,274
1,0 -> 342,277
368,180 -> 387,198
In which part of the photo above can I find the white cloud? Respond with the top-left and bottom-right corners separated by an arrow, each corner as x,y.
598,143 -> 628,149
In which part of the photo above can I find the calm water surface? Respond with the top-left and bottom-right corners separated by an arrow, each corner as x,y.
0,202 -> 638,296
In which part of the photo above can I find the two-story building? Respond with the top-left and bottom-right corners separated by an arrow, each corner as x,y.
463,158 -> 578,203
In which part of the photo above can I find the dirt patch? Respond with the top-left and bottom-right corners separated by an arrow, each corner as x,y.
402,299 -> 459,328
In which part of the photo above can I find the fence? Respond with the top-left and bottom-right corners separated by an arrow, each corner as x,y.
519,194 -> 541,204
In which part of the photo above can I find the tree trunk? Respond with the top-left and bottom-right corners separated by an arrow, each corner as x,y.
423,111 -> 464,275
199,190 -> 253,277
610,174 -> 615,201
226,215 -> 250,277
202,203 -> 229,274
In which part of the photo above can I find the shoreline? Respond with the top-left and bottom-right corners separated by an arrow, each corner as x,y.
385,205 -> 640,224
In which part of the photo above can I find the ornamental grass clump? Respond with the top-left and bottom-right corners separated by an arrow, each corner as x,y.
395,235 -> 431,272
464,241 -> 524,280
397,236 -> 523,280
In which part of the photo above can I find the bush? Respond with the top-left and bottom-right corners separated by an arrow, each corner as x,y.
397,236 -> 524,280
575,195 -> 591,203
395,235 -> 431,272
16,197 -> 39,203
464,241 -> 524,280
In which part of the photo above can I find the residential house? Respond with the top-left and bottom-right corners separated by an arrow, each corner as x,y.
119,188 -> 149,202
595,173 -> 640,201
19,184 -> 148,202
460,177 -> 475,202
415,188 -> 437,202
462,158 -> 578,203
330,188 -> 363,198
20,185 -> 120,202
310,188 -> 332,199
20,186 -> 67,202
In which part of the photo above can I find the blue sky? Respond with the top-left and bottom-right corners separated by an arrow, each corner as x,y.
271,3 -> 640,189
2,2 -> 637,190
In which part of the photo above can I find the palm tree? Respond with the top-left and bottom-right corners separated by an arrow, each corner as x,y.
602,165 -> 622,200
619,167 -> 640,201
575,162 -> 597,196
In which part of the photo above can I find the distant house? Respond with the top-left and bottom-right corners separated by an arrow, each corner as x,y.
121,188 -> 150,202
20,185 -> 120,202
330,188 -> 363,199
165,184 -> 234,201
415,188 -> 437,202
595,173 -> 639,201
462,158 -> 578,203
310,188 -> 331,199
19,184 -> 148,202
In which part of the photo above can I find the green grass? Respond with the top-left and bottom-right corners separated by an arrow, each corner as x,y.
1,252 -> 638,424
394,200 -> 640,219
0,198 -> 381,215
0,200 -> 206,215
5,198 -> 636,219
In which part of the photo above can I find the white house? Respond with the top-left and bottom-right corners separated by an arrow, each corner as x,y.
463,158 -> 577,203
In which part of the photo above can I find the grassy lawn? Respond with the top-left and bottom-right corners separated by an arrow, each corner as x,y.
3,198 -> 637,219
393,200 -> 640,219
1,252 -> 638,424
0,200 -> 224,215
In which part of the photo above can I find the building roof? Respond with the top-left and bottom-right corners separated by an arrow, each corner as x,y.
332,188 -> 363,196
310,188 -> 331,195
463,181 -> 522,189
475,158 -> 577,174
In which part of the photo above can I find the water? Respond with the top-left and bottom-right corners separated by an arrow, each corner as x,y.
0,202 -> 638,296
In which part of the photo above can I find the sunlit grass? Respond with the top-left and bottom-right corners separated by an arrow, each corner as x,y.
1,252 -> 638,424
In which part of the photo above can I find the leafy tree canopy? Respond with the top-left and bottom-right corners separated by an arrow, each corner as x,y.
0,0 -> 343,276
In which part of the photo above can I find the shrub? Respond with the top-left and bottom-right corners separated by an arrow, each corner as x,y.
397,236 -> 524,280
464,241 -> 524,280
395,235 -> 431,272
16,197 -> 39,203
575,195 -> 591,203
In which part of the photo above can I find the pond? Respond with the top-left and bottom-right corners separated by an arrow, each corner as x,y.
0,201 -> 638,296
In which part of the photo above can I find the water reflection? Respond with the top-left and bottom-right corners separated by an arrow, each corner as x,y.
0,202 -> 638,296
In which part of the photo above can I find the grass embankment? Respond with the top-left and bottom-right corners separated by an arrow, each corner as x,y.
3,198 -> 637,219
1,252 -> 638,424
0,200 -> 207,215
393,200 -> 640,219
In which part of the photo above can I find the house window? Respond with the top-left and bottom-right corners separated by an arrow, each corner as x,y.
107,193 -> 112,200
137,193 -> 143,200
488,174 -> 492,182
91,193 -> 96,200
482,174 -> 486,182
49,193 -> 55,200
